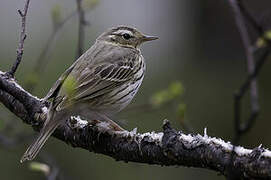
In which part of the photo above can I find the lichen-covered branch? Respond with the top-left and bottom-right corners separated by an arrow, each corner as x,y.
0,71 -> 271,179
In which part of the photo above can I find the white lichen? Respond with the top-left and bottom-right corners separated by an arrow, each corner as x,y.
179,133 -> 194,144
70,116 -> 88,128
41,107 -> 48,114
204,127 -> 208,137
234,146 -> 252,155
262,150 -> 271,157
139,131 -> 164,144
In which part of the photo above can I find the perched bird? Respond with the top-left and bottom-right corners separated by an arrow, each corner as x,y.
20,26 -> 158,162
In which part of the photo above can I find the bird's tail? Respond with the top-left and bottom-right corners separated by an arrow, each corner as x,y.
20,110 -> 60,163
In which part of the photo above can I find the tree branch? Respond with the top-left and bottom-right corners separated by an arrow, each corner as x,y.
25,10 -> 78,92
229,0 -> 260,144
75,0 -> 87,58
7,0 -> 30,77
227,1 -> 271,178
26,4 -> 94,91
0,72 -> 271,179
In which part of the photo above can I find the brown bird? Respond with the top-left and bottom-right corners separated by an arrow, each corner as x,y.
20,25 -> 158,162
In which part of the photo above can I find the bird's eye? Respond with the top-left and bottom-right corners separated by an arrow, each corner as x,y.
122,33 -> 131,40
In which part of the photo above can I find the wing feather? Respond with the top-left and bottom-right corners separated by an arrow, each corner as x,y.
73,62 -> 136,102
52,42 -> 141,110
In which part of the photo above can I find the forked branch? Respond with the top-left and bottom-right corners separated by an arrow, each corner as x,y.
7,0 -> 31,77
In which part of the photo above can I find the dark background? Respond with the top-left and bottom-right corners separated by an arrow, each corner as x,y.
0,0 -> 271,179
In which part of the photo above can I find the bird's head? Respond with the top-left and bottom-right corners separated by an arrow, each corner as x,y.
97,26 -> 158,48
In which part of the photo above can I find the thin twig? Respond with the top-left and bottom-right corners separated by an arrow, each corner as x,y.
76,0 -> 87,59
238,1 -> 271,49
230,0 -> 271,142
228,0 -> 271,179
34,11 -> 77,74
229,0 -> 260,144
7,0 -> 30,77
238,1 -> 264,36
26,6 -> 92,91
25,11 -> 78,91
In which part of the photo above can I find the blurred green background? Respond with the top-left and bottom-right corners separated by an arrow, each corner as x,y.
1,0 -> 271,179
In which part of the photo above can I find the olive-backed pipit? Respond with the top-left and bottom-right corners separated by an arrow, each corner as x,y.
20,26 -> 158,162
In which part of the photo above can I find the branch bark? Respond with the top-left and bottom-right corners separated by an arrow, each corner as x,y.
0,71 -> 271,179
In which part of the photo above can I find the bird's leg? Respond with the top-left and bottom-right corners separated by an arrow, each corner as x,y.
93,112 -> 125,131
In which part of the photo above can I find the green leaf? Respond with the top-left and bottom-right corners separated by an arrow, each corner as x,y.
255,29 -> 271,48
265,30 -> 271,40
29,162 -> 50,175
256,37 -> 266,48
150,81 -> 184,107
83,0 -> 99,9
51,4 -> 61,26
150,90 -> 169,107
169,81 -> 184,98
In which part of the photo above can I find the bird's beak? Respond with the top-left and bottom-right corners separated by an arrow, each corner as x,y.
141,35 -> 158,42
